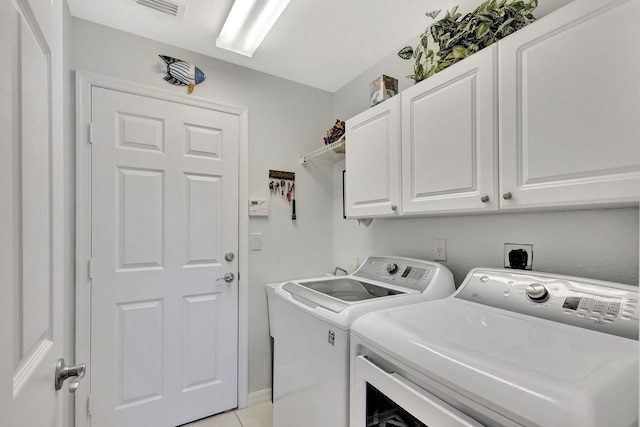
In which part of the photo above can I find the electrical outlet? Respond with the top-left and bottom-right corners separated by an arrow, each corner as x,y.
504,243 -> 533,270
434,238 -> 447,261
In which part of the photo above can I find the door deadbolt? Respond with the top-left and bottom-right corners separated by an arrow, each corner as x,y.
224,252 -> 235,261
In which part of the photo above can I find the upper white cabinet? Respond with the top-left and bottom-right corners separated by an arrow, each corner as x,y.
498,0 -> 640,210
344,0 -> 639,218
402,45 -> 498,215
345,96 -> 401,218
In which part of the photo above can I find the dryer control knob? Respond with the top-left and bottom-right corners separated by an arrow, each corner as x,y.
526,283 -> 549,302
386,263 -> 399,275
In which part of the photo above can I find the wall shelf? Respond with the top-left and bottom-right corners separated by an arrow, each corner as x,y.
300,137 -> 345,164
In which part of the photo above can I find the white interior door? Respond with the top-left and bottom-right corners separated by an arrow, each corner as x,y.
0,0 -> 66,425
89,87 -> 240,427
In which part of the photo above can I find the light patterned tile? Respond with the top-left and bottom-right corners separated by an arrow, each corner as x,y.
235,402 -> 273,427
185,411 -> 242,427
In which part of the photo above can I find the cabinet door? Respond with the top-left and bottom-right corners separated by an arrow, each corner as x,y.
499,0 -> 640,210
345,96 -> 401,218
401,45 -> 498,215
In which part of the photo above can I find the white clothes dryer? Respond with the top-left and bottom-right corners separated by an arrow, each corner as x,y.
272,256 -> 455,427
350,268 -> 639,427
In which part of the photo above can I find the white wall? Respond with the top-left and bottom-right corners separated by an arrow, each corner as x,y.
71,18 -> 335,399
331,0 -> 639,286
332,177 -> 638,285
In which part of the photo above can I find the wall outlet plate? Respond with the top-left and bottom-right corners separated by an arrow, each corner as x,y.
251,233 -> 262,251
434,238 -> 447,261
504,243 -> 533,270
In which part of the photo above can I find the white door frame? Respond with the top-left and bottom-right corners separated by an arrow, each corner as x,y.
74,70 -> 249,427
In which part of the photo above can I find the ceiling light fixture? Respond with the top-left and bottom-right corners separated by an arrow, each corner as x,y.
216,0 -> 291,57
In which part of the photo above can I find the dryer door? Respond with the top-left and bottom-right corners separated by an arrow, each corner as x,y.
351,356 -> 482,427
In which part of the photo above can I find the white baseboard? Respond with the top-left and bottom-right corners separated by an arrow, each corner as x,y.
245,388 -> 272,407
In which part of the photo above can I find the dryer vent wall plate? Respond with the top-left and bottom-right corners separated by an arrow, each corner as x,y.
504,243 -> 533,270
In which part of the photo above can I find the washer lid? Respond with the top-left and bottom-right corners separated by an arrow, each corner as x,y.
352,299 -> 639,427
282,278 -> 406,313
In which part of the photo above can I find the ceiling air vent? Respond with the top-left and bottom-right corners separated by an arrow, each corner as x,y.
134,0 -> 185,19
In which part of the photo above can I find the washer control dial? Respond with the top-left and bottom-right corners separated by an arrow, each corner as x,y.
526,283 -> 549,302
386,263 -> 399,275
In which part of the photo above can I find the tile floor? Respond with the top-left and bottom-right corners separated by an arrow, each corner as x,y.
185,401 -> 273,427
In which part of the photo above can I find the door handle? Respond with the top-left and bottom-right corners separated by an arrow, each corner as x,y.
217,272 -> 235,283
55,358 -> 86,393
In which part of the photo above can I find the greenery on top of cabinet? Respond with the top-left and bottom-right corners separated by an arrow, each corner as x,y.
398,0 -> 538,83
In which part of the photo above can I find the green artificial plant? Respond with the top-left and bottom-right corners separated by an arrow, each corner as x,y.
398,0 -> 538,83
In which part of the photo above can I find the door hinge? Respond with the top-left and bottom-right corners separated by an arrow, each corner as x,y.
88,123 -> 93,144
87,394 -> 92,416
88,259 -> 93,280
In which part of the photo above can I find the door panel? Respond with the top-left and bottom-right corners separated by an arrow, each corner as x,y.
18,0 -> 52,365
91,87 -> 239,427
118,167 -> 164,269
182,294 -> 222,390
2,0 -> 64,424
411,78 -> 475,195
185,174 -> 222,265
117,300 -> 163,407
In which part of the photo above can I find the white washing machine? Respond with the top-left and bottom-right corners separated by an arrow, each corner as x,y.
272,256 -> 455,427
350,268 -> 639,427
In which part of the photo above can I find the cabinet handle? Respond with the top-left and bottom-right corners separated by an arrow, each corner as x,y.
502,192 -> 513,200
480,195 -> 490,203
391,205 -> 397,211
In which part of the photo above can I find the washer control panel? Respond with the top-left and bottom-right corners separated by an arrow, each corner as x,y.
455,268 -> 639,340
353,256 -> 438,292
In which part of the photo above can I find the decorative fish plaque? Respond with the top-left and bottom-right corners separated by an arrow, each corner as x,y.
157,55 -> 206,94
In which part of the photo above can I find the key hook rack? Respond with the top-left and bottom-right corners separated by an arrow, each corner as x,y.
268,169 -> 296,220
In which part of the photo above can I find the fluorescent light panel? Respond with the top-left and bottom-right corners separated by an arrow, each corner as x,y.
217,0 -> 291,57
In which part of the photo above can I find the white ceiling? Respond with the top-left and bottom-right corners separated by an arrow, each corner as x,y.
66,0 -> 459,92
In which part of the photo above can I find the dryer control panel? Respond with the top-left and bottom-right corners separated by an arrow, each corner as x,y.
455,268 -> 639,340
